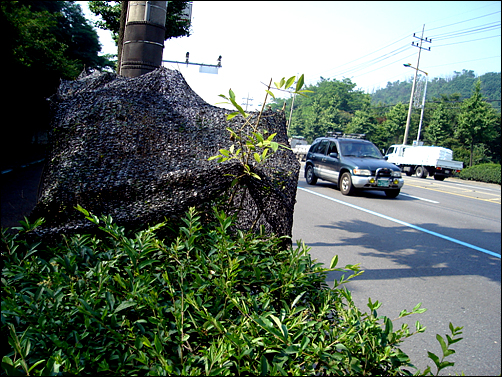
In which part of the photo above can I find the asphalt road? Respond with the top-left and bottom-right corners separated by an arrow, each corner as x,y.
293,167 -> 501,376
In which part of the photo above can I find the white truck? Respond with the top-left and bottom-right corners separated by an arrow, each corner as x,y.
290,136 -> 311,161
384,144 -> 463,181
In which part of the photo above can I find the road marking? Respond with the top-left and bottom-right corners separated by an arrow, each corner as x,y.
399,193 -> 440,203
405,183 -> 501,203
298,186 -> 501,259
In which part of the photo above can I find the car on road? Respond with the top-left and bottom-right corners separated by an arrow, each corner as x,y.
304,133 -> 404,198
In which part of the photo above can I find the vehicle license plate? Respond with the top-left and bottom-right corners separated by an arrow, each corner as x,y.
444,170 -> 450,174
377,179 -> 390,187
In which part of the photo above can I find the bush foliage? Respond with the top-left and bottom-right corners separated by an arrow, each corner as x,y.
1,207 -> 463,376
459,163 -> 501,184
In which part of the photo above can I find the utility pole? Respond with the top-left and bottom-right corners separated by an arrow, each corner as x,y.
120,1 -> 168,78
403,25 -> 431,145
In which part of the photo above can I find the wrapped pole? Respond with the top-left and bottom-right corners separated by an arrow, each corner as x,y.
120,1 -> 168,77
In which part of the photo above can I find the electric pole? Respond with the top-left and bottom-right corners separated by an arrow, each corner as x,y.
120,1 -> 168,78
403,25 -> 431,145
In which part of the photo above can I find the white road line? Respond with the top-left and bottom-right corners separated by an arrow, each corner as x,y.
399,193 -> 440,203
298,186 -> 501,259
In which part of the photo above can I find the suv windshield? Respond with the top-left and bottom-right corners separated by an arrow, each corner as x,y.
339,141 -> 382,158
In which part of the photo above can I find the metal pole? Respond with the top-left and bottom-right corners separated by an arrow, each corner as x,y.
120,1 -> 168,77
287,93 -> 296,133
416,74 -> 428,143
403,24 -> 425,145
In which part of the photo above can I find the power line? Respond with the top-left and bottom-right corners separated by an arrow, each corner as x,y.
308,10 -> 500,91
425,10 -> 501,32
427,55 -> 501,68
434,34 -> 501,48
430,22 -> 501,40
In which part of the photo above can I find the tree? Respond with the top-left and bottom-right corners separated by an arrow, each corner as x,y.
88,1 -> 191,73
424,103 -> 453,147
381,103 -> 408,145
88,1 -> 191,45
456,80 -> 499,167
0,1 -> 114,166
272,77 -> 371,143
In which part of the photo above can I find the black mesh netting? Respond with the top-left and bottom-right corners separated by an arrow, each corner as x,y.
30,67 -> 300,241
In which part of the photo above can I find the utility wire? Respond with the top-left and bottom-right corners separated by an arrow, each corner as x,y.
309,10 -> 500,90
424,10 -> 501,32
434,34 -> 500,48
431,22 -> 500,40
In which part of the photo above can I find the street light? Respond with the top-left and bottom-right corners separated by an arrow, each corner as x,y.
403,63 -> 428,145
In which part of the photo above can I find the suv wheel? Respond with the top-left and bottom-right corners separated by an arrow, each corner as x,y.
340,172 -> 355,195
305,165 -> 318,185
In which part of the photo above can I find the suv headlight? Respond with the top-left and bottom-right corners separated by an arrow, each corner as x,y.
391,170 -> 402,178
353,168 -> 371,176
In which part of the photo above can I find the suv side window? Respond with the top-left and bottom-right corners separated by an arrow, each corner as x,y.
317,140 -> 329,155
328,141 -> 338,155
309,141 -> 320,154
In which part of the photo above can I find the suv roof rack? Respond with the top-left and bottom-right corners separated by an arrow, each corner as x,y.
326,131 -> 343,138
343,133 -> 366,139
325,132 -> 366,139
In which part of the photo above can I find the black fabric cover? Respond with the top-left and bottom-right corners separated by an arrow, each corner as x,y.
31,68 -> 299,240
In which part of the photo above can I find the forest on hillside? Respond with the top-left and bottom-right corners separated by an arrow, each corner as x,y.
270,70 -> 501,168
371,70 -> 501,112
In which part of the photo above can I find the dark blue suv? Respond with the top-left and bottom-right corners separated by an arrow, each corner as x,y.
304,134 -> 404,198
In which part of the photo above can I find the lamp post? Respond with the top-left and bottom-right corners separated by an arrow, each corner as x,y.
404,63 -> 428,144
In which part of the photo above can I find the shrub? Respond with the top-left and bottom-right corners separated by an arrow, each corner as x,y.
459,163 -> 501,184
2,208 -> 461,375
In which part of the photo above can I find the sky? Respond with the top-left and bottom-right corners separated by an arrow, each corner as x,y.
80,1 -> 501,111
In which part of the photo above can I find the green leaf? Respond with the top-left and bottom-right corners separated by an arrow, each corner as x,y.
291,292 -> 306,308
330,255 -> 338,268
285,76 -> 296,89
226,112 -> 240,120
75,204 -> 89,217
142,336 -> 152,348
138,259 -> 155,269
154,334 -> 162,354
254,153 -> 261,163
295,74 -> 305,92
270,141 -> 279,152
436,334 -> 448,355
260,355 -> 269,375
114,300 -> 136,314
266,90 -> 276,99
427,351 -> 441,368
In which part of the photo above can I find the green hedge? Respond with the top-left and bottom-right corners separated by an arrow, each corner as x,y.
2,207 -> 461,375
459,163 -> 501,184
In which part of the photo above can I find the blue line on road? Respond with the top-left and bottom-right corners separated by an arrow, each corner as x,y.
298,186 -> 501,259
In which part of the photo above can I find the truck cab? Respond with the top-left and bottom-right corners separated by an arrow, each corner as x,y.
385,144 -> 463,180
